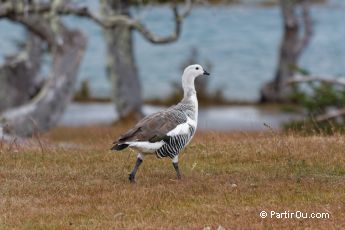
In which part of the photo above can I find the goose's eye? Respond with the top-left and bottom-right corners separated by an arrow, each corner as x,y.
196,67 -> 199,70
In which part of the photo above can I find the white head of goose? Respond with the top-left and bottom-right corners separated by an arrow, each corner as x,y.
111,64 -> 210,183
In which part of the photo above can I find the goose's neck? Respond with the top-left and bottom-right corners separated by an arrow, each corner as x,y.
182,75 -> 196,101
181,76 -> 198,120
183,86 -> 196,101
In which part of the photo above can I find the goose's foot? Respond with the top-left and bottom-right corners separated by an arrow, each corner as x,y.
128,173 -> 136,183
128,154 -> 143,183
172,156 -> 181,180
172,162 -> 181,180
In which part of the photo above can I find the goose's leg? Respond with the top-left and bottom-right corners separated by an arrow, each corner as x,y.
172,155 -> 181,180
129,153 -> 143,183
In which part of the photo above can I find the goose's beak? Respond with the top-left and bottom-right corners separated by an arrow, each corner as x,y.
203,70 -> 210,76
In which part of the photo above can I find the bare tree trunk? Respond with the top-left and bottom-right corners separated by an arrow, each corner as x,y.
0,0 -> 191,136
260,0 -> 312,102
0,33 -> 43,112
1,17 -> 86,137
100,0 -> 143,120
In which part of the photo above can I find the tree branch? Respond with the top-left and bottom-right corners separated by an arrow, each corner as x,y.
287,75 -> 345,87
11,15 -> 59,47
281,0 -> 298,29
287,74 -> 345,122
0,0 -> 193,44
295,0 -> 313,55
316,108 -> 345,122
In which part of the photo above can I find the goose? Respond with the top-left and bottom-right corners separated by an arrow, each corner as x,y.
111,64 -> 210,182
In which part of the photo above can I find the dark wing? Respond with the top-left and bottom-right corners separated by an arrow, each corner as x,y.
114,108 -> 186,144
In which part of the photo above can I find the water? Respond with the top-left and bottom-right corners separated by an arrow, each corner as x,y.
0,0 -> 344,101
60,103 -> 299,131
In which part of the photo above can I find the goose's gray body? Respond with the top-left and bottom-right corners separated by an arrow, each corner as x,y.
111,64 -> 209,182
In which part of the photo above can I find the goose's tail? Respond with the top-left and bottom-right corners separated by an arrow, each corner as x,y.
111,143 -> 129,151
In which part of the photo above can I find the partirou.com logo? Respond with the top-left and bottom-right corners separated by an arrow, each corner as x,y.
259,210 -> 330,219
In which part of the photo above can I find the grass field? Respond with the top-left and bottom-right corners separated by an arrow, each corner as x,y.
1,125 -> 345,229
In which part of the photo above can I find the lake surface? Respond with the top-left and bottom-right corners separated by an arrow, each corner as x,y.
60,103 -> 299,131
0,0 -> 344,101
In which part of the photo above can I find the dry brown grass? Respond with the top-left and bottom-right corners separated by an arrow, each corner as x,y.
1,125 -> 345,229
